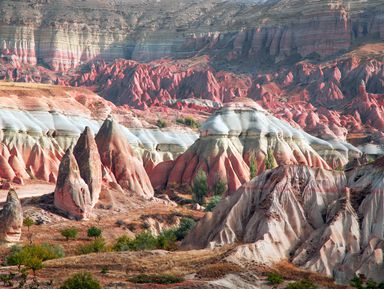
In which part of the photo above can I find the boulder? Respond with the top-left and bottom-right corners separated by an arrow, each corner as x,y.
0,189 -> 23,243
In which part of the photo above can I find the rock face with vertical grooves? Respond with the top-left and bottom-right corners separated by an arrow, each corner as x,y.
151,101 -> 360,193
182,160 -> 384,283
95,116 -> 154,199
54,148 -> 92,220
73,126 -> 102,206
0,189 -> 23,243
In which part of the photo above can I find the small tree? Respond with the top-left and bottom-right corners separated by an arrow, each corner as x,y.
174,218 -> 196,241
249,154 -> 258,179
23,217 -> 34,245
61,228 -> 79,241
265,148 -> 278,170
24,256 -> 43,281
87,226 -> 102,239
192,170 -> 208,205
267,272 -> 284,287
60,272 -> 102,289
205,195 -> 222,212
213,176 -> 227,196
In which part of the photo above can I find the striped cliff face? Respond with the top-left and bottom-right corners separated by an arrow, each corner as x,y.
0,0 -> 383,71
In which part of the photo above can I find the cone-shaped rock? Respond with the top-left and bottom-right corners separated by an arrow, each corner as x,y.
0,189 -> 23,243
95,116 -> 154,198
54,148 -> 92,219
73,126 -> 102,206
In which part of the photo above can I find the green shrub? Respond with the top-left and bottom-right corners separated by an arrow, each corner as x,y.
128,274 -> 184,284
176,117 -> 200,129
23,217 -> 34,230
285,279 -> 317,289
156,119 -> 167,128
157,229 -> 178,250
60,227 -> 78,241
6,243 -> 64,268
77,238 -> 106,254
205,196 -> 222,212
174,218 -> 196,241
350,275 -> 384,289
249,155 -> 258,179
0,273 -> 15,286
265,148 -> 278,170
213,176 -> 227,196
87,226 -> 102,239
192,170 -> 208,205
267,272 -> 284,285
60,272 -> 102,289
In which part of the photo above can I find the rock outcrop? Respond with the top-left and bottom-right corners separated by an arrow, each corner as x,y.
96,116 -> 154,199
183,160 -> 384,283
0,0 -> 383,71
54,148 -> 92,220
152,101 -> 360,193
73,127 -> 102,206
0,189 -> 23,243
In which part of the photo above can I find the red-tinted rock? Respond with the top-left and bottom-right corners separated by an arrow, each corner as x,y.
95,116 -> 154,199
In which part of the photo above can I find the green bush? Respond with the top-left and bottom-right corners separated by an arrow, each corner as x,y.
176,117 -> 200,129
61,227 -> 78,241
213,176 -> 227,196
267,272 -> 284,285
192,170 -> 208,205
128,274 -> 184,284
60,272 -> 102,289
174,218 -> 196,241
265,148 -> 278,170
249,155 -> 258,179
87,226 -> 102,239
285,279 -> 317,289
350,275 -> 384,289
156,119 -> 168,128
77,238 -> 106,254
205,196 -> 222,212
113,219 -> 195,252
6,243 -> 64,267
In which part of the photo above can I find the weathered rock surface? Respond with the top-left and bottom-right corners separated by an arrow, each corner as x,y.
183,160 -> 384,283
54,148 -> 92,220
0,189 -> 23,243
73,127 -> 102,206
0,0 -> 383,71
95,116 -> 154,199
152,101 -> 360,193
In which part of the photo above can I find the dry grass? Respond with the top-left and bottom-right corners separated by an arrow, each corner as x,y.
196,262 -> 243,279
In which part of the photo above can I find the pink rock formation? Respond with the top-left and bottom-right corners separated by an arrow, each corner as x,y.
73,127 -> 102,206
54,149 -> 92,220
0,189 -> 23,243
95,116 -> 154,199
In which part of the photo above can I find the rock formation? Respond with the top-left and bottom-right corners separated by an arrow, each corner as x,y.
152,101 -> 360,193
183,159 -> 384,283
0,189 -> 23,243
54,148 -> 92,220
73,127 -> 102,206
0,0 -> 383,71
95,116 -> 154,199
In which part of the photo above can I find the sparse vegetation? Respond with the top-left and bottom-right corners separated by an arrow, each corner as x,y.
192,169 -> 208,205
113,218 -> 196,252
128,274 -> 184,284
176,117 -> 200,128
267,272 -> 284,286
156,119 -> 168,128
0,273 -> 15,287
350,275 -> 384,289
87,226 -> 102,239
60,272 -> 102,289
60,227 -> 78,241
77,238 -> 107,254
213,175 -> 227,196
205,195 -> 222,212
265,148 -> 278,170
250,154 -> 258,179
23,217 -> 35,245
285,279 -> 317,289
197,263 -> 242,278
